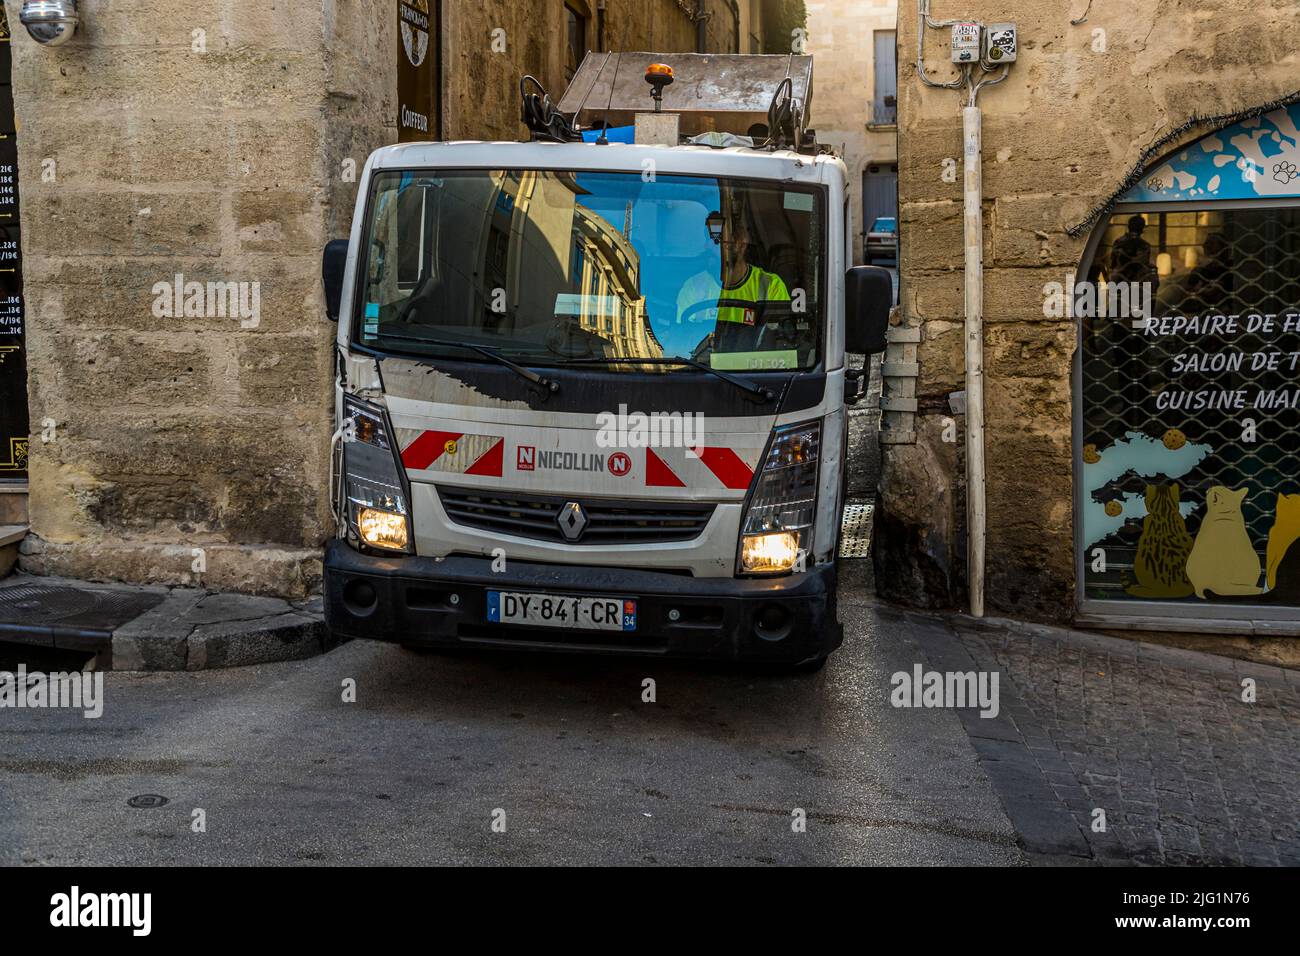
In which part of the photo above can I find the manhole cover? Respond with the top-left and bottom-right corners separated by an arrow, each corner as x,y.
127,794 -> 169,809
0,584 -> 165,636
839,502 -> 875,559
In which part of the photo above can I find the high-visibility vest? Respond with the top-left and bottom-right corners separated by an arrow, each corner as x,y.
714,266 -> 791,325
678,266 -> 791,326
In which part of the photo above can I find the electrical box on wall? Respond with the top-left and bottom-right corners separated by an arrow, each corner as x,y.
982,24 -> 1017,67
951,23 -> 981,63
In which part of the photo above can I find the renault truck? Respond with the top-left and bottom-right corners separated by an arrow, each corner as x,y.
321,53 -> 891,669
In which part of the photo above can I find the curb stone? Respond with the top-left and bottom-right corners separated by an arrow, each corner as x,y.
113,591 -> 337,671
0,573 -> 339,671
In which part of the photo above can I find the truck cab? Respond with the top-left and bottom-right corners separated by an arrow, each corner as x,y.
321,54 -> 891,668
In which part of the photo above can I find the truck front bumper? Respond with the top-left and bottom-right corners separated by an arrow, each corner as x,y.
323,539 -> 841,665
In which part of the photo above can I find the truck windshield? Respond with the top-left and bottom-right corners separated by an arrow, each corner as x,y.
355,169 -> 825,372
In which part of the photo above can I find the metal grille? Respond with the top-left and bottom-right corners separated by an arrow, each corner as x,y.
437,487 -> 714,545
1080,206 -> 1300,604
0,584 -> 165,636
838,501 -> 874,558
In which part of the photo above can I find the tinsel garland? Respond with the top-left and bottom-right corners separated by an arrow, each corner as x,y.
1064,87 -> 1300,239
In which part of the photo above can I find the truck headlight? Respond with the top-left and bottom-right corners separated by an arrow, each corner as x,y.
357,506 -> 409,551
342,395 -> 413,554
738,420 -> 820,575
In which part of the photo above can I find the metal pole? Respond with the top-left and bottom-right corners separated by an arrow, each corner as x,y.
963,104 -> 986,618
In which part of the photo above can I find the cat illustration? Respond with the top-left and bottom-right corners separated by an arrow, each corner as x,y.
1126,483 -> 1195,598
1187,486 -> 1263,599
1257,537 -> 1300,603
1211,493 -> 1300,603
1265,493 -> 1300,591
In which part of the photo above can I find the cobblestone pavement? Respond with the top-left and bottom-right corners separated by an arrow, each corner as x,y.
902,606 -> 1300,866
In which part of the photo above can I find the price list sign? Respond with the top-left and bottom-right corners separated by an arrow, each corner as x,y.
0,10 -> 27,480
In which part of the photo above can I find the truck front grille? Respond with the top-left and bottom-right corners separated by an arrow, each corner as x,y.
436,487 -> 715,545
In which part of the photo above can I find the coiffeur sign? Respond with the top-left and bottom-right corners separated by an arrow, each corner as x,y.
398,0 -> 435,142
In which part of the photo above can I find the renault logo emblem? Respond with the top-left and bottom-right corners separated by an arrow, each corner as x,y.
557,501 -> 588,542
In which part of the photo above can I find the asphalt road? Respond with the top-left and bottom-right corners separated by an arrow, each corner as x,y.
0,566 -> 1023,866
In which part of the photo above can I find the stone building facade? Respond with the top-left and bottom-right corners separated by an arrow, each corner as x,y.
877,0 -> 1300,635
805,0 -> 897,265
7,0 -> 766,597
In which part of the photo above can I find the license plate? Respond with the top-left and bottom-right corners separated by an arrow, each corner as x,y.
486,591 -> 637,632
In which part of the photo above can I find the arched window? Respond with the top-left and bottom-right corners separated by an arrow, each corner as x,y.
1075,101 -> 1300,626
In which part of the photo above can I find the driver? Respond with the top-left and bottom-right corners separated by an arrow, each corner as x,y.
676,211 -> 791,333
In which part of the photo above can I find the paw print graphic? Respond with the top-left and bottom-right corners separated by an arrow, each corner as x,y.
1273,160 -> 1298,185
1146,176 -> 1165,192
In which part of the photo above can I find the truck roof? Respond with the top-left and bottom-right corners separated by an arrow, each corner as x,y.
366,140 -> 846,187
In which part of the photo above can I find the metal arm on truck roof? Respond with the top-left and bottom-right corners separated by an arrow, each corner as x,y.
520,75 -> 582,143
546,52 -> 818,152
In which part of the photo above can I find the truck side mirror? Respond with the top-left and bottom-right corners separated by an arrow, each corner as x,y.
322,239 -> 349,322
844,265 -> 892,354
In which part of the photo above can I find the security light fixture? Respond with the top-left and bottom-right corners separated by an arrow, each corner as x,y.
19,0 -> 79,46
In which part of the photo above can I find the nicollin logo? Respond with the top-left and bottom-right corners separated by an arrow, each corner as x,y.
514,445 -> 606,473
609,452 -> 632,477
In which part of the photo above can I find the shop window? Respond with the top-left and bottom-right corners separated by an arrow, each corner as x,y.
1078,104 -> 1300,616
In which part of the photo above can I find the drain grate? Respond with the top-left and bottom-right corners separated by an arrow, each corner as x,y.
838,502 -> 875,559
0,584 -> 165,638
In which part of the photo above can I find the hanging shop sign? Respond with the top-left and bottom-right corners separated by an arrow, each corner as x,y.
397,0 -> 435,142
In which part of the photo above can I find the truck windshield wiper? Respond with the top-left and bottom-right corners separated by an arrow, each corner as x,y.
360,331 -> 560,394
557,356 -> 775,402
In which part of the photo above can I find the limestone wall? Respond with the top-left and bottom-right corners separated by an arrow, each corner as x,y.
442,0 -> 761,141
877,0 -> 1300,621
11,0 -> 765,597
805,0 -> 897,264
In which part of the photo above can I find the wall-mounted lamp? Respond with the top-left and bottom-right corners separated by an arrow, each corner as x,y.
19,0 -> 79,47
706,210 -> 724,245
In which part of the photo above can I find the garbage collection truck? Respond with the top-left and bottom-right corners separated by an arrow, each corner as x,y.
321,52 -> 892,669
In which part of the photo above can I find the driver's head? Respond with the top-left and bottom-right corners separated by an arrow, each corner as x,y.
717,215 -> 751,263
707,209 -> 750,247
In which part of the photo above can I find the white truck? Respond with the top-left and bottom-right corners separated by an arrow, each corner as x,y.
321,53 -> 891,669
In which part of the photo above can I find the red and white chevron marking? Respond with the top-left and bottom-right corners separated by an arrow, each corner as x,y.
400,430 -> 504,477
646,446 -> 756,490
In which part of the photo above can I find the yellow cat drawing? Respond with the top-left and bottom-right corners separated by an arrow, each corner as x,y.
1266,493 -> 1300,592
1186,486 -> 1263,599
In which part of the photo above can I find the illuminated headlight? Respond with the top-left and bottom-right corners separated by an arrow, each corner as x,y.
342,395 -> 413,554
741,531 -> 801,574
358,506 -> 409,551
738,420 -> 820,575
